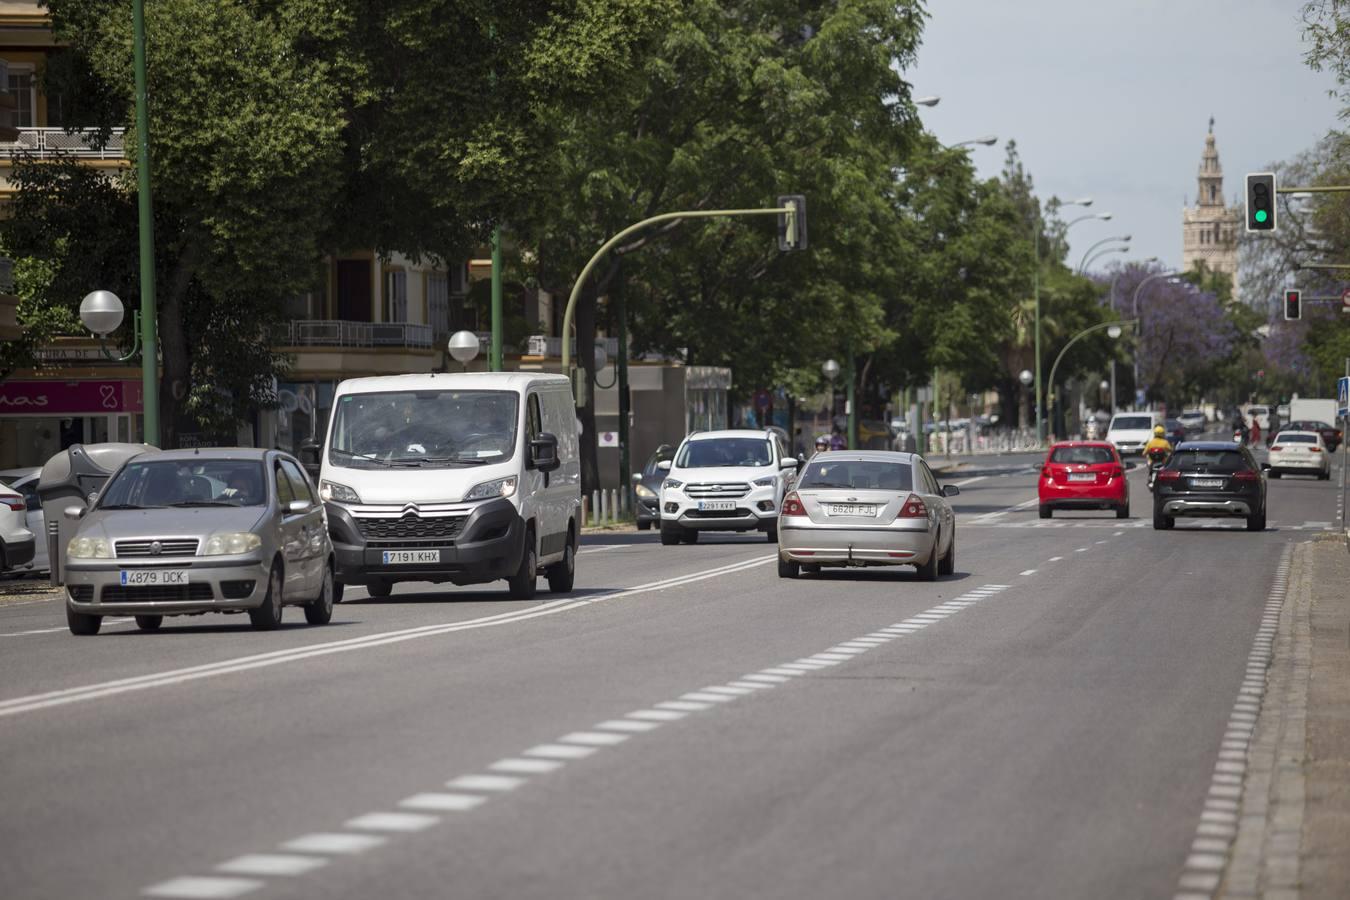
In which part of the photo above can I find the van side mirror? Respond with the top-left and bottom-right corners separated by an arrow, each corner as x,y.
530,432 -> 561,473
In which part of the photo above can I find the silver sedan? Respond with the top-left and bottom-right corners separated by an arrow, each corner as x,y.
776,451 -> 959,580
63,448 -> 333,634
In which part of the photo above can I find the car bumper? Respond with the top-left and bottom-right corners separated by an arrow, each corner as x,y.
661,495 -> 778,531
1113,442 -> 1147,456
1038,482 -> 1127,508
64,556 -> 271,616
2,534 -> 36,568
326,498 -> 524,586
1269,458 -> 1328,472
1159,497 -> 1255,517
778,522 -> 935,566
635,496 -> 660,525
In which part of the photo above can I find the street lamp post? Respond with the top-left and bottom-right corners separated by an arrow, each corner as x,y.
947,135 -> 998,149
1076,235 -> 1131,274
132,0 -> 159,445
1129,270 -> 1181,409
1046,322 -> 1131,438
447,330 -> 481,371
1080,244 -> 1130,274
1035,197 -> 1093,446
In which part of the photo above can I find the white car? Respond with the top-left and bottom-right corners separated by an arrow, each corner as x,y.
1106,413 -> 1162,457
1266,431 -> 1331,480
1177,410 -> 1207,434
0,467 -> 48,574
1246,405 -> 1271,431
659,429 -> 797,544
0,481 -> 35,575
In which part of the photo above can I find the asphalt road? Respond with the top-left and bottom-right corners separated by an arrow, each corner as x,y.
0,448 -> 1339,900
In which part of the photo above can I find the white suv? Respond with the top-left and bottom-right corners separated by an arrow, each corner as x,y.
658,429 -> 798,545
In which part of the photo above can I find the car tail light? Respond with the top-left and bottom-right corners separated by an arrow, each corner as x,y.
1310,447 -> 1323,453
1107,465 -> 1123,478
1270,445 -> 1284,452
1234,470 -> 1260,482
1,495 -> 21,512
781,491 -> 806,516
897,493 -> 928,519
1041,466 -> 1052,479
1156,469 -> 1181,483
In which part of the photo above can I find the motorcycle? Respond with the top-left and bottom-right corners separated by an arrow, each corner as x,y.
1146,446 -> 1170,490
1232,429 -> 1246,446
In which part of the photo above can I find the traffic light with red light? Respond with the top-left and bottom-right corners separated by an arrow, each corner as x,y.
1247,173 -> 1277,232
1284,289 -> 1301,320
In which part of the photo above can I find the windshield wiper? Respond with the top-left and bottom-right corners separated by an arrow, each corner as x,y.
329,448 -> 393,468
168,501 -> 239,507
391,455 -> 493,466
98,503 -> 147,510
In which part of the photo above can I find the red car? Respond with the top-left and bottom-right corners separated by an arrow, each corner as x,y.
1038,441 -> 1130,519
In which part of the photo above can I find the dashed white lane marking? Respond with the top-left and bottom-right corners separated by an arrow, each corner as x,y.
145,583 -> 1013,899
951,475 -> 989,487
0,554 -> 775,719
1020,569 -> 1037,576
1048,556 -> 1064,562
1074,547 -> 1089,553
143,876 -> 264,898
1172,545 -> 1291,900
971,497 -> 1039,522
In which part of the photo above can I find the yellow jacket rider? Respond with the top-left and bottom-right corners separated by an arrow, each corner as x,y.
1143,425 -> 1172,462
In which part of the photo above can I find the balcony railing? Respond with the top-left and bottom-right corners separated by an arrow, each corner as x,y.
279,319 -> 434,349
2,127 -> 127,160
525,335 -> 620,359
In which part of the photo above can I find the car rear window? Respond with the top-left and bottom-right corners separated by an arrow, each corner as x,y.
1276,434 -> 1316,444
1110,416 -> 1153,430
1166,450 -> 1249,473
798,460 -> 913,492
1049,446 -> 1115,465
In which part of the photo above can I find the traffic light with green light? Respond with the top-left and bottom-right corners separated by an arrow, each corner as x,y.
1246,173 -> 1276,232
1284,289 -> 1301,321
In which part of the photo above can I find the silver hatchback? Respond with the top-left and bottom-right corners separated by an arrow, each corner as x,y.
63,449 -> 334,634
777,451 -> 959,580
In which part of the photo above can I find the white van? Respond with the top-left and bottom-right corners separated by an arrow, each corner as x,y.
313,373 -> 581,600
1105,412 -> 1162,456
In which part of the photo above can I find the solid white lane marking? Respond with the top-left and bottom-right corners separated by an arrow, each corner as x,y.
595,719 -> 662,732
627,708 -> 689,721
523,743 -> 597,760
2,616 -> 135,637
1020,569 -> 1037,576
446,775 -> 526,792
216,854 -> 328,877
344,812 -> 441,832
490,758 -> 563,774
951,475 -> 988,487
281,833 -> 386,855
0,554 -> 776,718
142,876 -> 264,898
399,792 -> 487,812
559,731 -> 631,746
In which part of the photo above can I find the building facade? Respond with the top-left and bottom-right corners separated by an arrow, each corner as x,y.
1181,119 -> 1241,293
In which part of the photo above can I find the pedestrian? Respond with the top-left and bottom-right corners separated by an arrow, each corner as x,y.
1267,409 -> 1280,446
829,425 -> 847,450
1250,417 -> 1262,447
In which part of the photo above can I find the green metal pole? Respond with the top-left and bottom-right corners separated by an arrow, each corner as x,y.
846,347 -> 857,450
617,274 -> 631,513
133,0 -> 159,446
1033,226 -> 1042,447
490,226 -> 503,371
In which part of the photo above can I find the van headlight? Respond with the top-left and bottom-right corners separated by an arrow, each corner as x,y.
67,536 -> 112,559
203,532 -> 263,556
465,476 -> 517,501
320,480 -> 361,503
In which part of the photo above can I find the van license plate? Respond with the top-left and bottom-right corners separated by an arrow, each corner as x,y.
120,569 -> 189,586
697,500 -> 736,512
383,550 -> 440,565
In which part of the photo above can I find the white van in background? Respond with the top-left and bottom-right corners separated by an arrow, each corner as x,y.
312,373 -> 581,600
1106,412 -> 1163,456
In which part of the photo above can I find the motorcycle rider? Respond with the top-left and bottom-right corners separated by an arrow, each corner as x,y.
1144,425 -> 1173,488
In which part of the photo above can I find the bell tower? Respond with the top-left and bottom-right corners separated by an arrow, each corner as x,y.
1182,118 -> 1241,293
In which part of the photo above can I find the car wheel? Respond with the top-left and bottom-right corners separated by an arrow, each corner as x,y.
802,563 -> 821,575
1247,510 -> 1266,532
1116,501 -> 1130,519
304,565 -> 334,625
777,556 -> 799,579
332,580 -> 345,604
915,534 -> 940,582
681,530 -> 699,544
636,520 -> 652,531
66,607 -> 102,636
546,532 -> 576,593
365,579 -> 392,598
660,523 -> 682,546
134,614 -> 163,631
938,533 -> 955,576
1319,471 -> 1331,481
507,531 -> 538,600
765,524 -> 778,542
1152,506 -> 1173,530
1038,505 -> 1052,519
248,564 -> 285,630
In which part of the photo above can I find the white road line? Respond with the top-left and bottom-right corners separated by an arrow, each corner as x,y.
142,876 -> 264,898
680,691 -> 738,702
594,719 -> 662,732
2,616 -> 135,637
559,731 -> 631,746
0,554 -> 775,718
627,708 -> 689,721
1048,556 -> 1064,562
490,758 -> 564,774
216,854 -> 328,877
446,775 -> 526,792
280,833 -> 386,855
523,743 -> 597,760
656,699 -> 715,710
344,812 -> 441,832
399,792 -> 487,812
741,673 -> 789,684
951,475 -> 988,487
1020,569 -> 1037,576
1074,547 -> 1089,553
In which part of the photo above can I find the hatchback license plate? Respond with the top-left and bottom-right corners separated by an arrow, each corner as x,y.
1068,473 -> 1096,482
828,503 -> 877,516
697,500 -> 736,512
119,569 -> 189,586
1192,478 -> 1224,489
383,550 -> 440,565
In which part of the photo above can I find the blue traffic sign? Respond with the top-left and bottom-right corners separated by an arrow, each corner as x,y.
1338,376 -> 1350,418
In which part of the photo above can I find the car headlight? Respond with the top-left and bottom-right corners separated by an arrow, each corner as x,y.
752,476 -> 775,487
320,480 -> 361,503
635,483 -> 658,500
66,536 -> 112,559
465,476 -> 517,501
202,532 -> 263,556
663,478 -> 683,491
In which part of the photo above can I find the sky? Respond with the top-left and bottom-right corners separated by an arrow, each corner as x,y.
908,0 -> 1341,276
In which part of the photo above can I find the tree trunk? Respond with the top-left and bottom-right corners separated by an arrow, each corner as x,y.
155,247 -> 200,449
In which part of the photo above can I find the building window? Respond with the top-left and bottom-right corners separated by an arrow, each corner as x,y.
1209,185 -> 1217,204
427,272 -> 449,339
384,269 -> 407,322
8,68 -> 35,128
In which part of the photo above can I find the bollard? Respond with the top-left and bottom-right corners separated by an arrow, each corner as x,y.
591,491 -> 600,526
600,489 -> 609,526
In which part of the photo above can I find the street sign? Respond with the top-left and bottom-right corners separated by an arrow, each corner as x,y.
1338,377 -> 1350,419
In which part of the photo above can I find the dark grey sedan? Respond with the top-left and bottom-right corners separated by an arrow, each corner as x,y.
63,448 -> 334,634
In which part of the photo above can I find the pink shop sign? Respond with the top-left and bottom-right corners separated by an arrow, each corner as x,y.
0,380 -> 143,415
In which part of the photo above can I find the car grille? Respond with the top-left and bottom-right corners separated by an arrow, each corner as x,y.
684,483 -> 751,499
101,584 -> 214,603
116,539 -> 200,558
356,515 -> 466,545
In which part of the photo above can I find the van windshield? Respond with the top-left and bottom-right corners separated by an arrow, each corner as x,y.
328,390 -> 519,468
1110,416 -> 1153,430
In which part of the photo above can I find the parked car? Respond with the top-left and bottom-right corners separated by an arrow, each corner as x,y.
1152,442 -> 1266,531
1037,441 -> 1129,519
659,428 -> 797,545
776,450 -> 958,580
1177,410 -> 1207,434
633,444 -> 675,531
0,467 -> 47,574
1266,431 -> 1331,479
1281,419 -> 1342,453
63,448 -> 334,635
0,482 -> 35,575
1106,412 -> 1162,457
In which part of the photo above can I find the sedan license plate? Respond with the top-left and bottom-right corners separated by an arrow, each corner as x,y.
697,500 -> 737,512
382,550 -> 440,565
1068,473 -> 1096,482
828,503 -> 877,517
1191,478 -> 1224,489
119,569 -> 189,586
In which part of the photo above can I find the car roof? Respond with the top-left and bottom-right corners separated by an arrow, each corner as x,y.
1175,441 -> 1242,450
1274,430 -> 1321,438
1048,441 -> 1114,448
335,372 -> 568,395
142,448 -> 276,462
807,450 -> 919,463
0,467 -> 40,481
686,429 -> 776,441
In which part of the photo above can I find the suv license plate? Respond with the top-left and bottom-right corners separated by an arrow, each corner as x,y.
697,500 -> 736,512
119,569 -> 189,586
383,550 -> 440,565
828,503 -> 877,516
1191,478 -> 1224,489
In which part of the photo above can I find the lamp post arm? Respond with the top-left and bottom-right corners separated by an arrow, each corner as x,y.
1080,245 -> 1127,275
561,206 -> 793,372
1046,319 -> 1139,411
1077,238 -> 1127,274
97,310 -> 142,362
